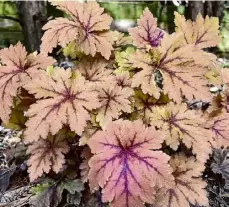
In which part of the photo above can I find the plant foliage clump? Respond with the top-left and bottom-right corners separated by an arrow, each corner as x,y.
0,1 -> 229,207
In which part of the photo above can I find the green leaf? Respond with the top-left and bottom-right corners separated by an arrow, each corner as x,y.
67,193 -> 82,205
63,179 -> 84,194
47,65 -> 54,76
30,184 -> 63,207
114,46 -> 135,73
31,183 -> 52,195
63,41 -> 84,59
2,108 -> 26,130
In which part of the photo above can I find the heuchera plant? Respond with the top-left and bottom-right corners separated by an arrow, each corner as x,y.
0,1 -> 229,207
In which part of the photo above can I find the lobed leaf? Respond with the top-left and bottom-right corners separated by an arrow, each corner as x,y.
221,68 -> 229,86
132,90 -> 170,124
63,41 -> 84,59
30,178 -> 84,207
96,82 -> 133,129
41,1 -> 114,59
79,124 -> 99,146
62,179 -> 84,194
150,102 -> 212,163
24,68 -> 100,143
130,50 -> 161,98
130,33 -> 216,103
27,135 -> 69,181
129,8 -> 164,50
41,18 -> 79,54
154,154 -> 208,207
77,58 -> 114,86
174,12 -> 220,49
80,147 -> 92,183
211,148 -> 229,188
0,42 -> 55,123
114,71 -> 132,89
210,113 -> 229,148
222,90 -> 229,113
112,31 -> 133,48
88,119 -> 174,207
114,47 -> 135,73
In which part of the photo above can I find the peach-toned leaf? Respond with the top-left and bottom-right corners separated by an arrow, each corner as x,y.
0,42 -> 55,123
88,119 -> 174,207
41,1 -> 113,59
158,33 -> 216,103
77,58 -> 114,86
130,33 -> 216,103
150,102 -> 212,163
222,90 -> 229,113
221,67 -> 229,86
130,50 -> 161,98
27,135 -> 69,181
210,113 -> 229,148
96,82 -> 133,129
154,154 -> 208,207
40,18 -> 79,54
174,12 -> 220,49
204,66 -> 221,86
129,8 -> 164,50
207,89 -> 229,116
112,31 -> 133,48
24,68 -> 100,143
114,71 -> 132,88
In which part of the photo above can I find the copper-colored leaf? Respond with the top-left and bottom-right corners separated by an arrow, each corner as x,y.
96,82 -> 133,129
154,154 -> 208,207
174,12 -> 220,49
88,119 -> 174,207
207,94 -> 225,116
129,8 -> 163,50
150,102 -> 212,163
24,69 -> 100,143
130,33 -> 216,103
0,42 -> 55,122
27,135 -> 69,181
41,1 -> 113,59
